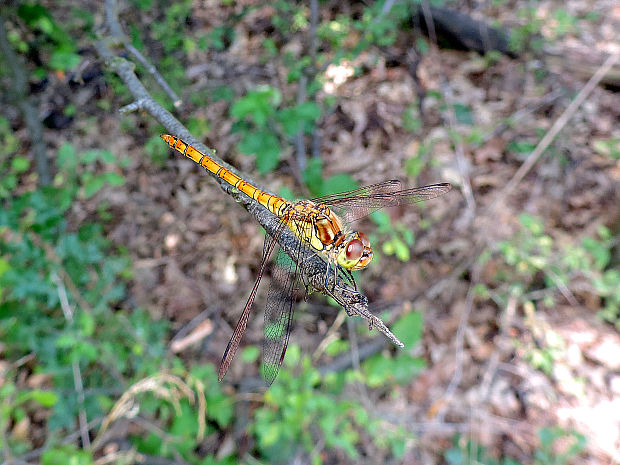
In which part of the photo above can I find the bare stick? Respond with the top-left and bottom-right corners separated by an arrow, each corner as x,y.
95,0 -> 400,348
493,52 -> 619,207
103,0 -> 181,107
51,273 -> 91,449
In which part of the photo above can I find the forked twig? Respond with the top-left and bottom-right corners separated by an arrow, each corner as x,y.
95,0 -> 401,351
103,0 -> 181,106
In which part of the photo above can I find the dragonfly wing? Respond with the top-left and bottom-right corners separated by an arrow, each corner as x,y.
218,226 -> 281,382
313,181 -> 452,223
311,179 -> 403,204
261,245 -> 298,385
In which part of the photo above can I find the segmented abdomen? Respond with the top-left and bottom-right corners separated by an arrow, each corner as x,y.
161,135 -> 288,217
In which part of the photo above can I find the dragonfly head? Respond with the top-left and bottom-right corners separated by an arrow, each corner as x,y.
336,232 -> 373,270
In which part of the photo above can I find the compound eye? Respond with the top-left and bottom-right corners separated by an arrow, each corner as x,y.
358,232 -> 370,248
345,239 -> 363,261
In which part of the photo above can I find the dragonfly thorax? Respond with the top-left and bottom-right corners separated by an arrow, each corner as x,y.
285,200 -> 373,271
285,200 -> 344,250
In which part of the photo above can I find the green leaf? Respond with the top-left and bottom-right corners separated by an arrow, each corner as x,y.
391,236 -> 410,261
231,87 -> 280,126
239,130 -> 280,174
371,210 -> 391,230
42,445 -> 93,465
79,312 -> 95,337
392,311 -> 423,347
213,85 -> 235,102
241,345 -> 260,363
453,103 -> 474,125
99,150 -> 116,164
11,156 -> 30,173
58,143 -> 78,170
382,240 -> 395,256
518,213 -> 543,235
391,353 -> 425,383
320,174 -> 358,197
255,144 -> 281,174
509,139 -> 537,154
582,237 -> 610,270
31,390 -> 59,408
277,102 -> 321,136
49,51 -> 81,71
0,257 -> 11,277
302,158 -> 324,195
56,333 -> 77,348
260,422 -> 282,447
208,395 -> 234,427
103,172 -> 125,186
405,155 -> 424,177
18,4 -> 51,24
81,150 -> 99,163
362,354 -> 394,387
83,175 -> 105,198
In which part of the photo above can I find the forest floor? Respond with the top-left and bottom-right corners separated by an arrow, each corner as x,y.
10,0 -> 620,463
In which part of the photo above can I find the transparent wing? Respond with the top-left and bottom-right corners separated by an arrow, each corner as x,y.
261,245 -> 298,385
311,180 -> 452,223
311,179 -> 403,204
218,223 -> 282,382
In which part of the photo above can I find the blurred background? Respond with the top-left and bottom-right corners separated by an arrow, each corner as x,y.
1,0 -> 619,464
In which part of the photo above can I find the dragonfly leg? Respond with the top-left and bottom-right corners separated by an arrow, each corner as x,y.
342,268 -> 357,291
323,262 -> 332,290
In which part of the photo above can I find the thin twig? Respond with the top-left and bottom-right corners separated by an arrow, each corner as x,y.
294,73 -> 308,172
13,418 -> 103,464
28,232 -> 93,315
0,15 -> 50,185
309,0 -> 318,65
420,0 -> 476,225
436,265 -> 480,421
51,273 -> 91,449
479,295 -> 516,402
103,0 -> 181,107
312,309 -> 346,361
482,89 -> 563,144
96,0 -> 400,351
493,52 -> 620,207
318,337 -> 386,376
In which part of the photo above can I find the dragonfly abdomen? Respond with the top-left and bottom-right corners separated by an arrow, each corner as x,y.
161,135 -> 289,217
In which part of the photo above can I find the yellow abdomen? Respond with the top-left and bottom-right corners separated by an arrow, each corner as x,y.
161,135 -> 288,217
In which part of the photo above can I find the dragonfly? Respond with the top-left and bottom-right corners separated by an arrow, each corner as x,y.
161,134 -> 452,385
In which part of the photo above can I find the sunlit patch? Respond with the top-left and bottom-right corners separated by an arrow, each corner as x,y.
556,399 -> 620,462
221,257 -> 237,284
165,233 -> 179,249
323,61 -> 355,94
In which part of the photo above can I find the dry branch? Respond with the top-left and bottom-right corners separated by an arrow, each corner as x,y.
95,0 -> 403,353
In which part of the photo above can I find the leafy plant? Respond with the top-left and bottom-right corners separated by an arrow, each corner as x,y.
445,427 -> 585,465
592,137 -> 620,160
0,143 -> 167,454
302,157 -> 358,198
361,310 -> 426,386
535,427 -> 586,465
231,86 -> 321,174
253,345 -> 409,464
495,214 -> 620,326
15,2 -> 84,73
